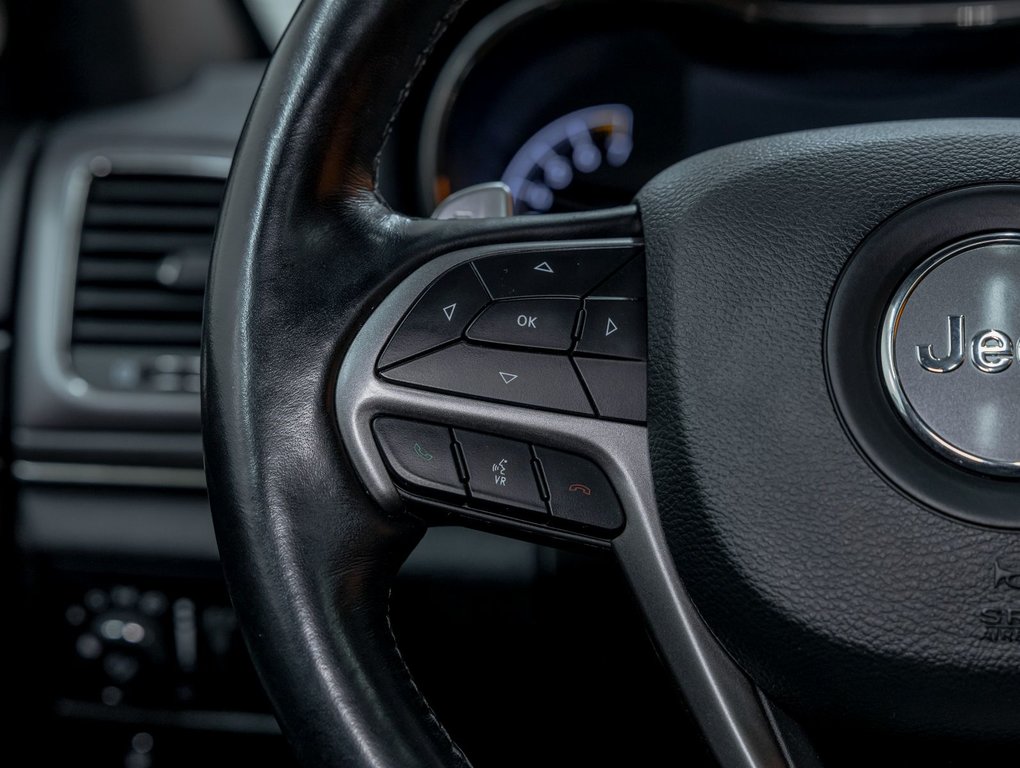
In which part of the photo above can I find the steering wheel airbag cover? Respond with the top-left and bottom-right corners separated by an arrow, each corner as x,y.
638,120 -> 1020,737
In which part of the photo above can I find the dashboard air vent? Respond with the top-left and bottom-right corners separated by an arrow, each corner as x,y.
71,172 -> 226,393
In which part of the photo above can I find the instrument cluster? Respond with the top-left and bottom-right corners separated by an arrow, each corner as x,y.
414,0 -> 1020,215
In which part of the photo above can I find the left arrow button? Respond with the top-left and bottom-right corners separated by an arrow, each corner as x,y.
379,265 -> 491,369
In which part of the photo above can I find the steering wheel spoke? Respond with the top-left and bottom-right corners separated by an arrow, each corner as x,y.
338,221 -> 791,767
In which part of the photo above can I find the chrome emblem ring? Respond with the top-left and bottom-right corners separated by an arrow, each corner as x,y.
881,233 -> 1020,476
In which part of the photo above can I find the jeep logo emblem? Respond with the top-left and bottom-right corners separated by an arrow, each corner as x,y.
917,315 -> 1014,374
881,235 -> 1020,476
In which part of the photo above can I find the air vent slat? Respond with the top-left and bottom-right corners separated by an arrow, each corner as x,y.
77,258 -> 160,284
74,319 -> 204,345
84,203 -> 221,230
88,176 -> 225,206
71,171 -> 225,393
80,230 -> 213,254
76,287 -> 205,314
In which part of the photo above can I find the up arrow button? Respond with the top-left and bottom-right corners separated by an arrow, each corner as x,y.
472,248 -> 633,299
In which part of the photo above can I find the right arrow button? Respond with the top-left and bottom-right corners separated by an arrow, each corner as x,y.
576,299 -> 646,360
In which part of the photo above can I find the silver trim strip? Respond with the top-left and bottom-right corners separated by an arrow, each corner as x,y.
431,181 -> 513,219
335,239 -> 787,767
880,232 -> 1020,476
12,460 -> 207,490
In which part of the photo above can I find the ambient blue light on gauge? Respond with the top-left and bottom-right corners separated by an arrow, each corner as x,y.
501,104 -> 634,214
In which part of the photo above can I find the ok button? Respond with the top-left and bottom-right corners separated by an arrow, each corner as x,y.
517,314 -> 538,329
467,298 -> 579,351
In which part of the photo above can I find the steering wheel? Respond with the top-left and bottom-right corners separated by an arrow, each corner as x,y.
203,0 -> 1020,764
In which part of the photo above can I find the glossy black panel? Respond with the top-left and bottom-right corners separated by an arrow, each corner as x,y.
589,256 -> 646,300
575,357 -> 646,422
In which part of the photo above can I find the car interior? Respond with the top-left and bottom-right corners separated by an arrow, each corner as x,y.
5,1 -> 1020,766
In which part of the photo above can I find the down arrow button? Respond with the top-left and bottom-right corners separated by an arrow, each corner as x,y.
381,343 -> 593,415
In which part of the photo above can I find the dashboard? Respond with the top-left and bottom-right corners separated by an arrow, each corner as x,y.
404,0 -> 1020,216
8,0 -> 1020,766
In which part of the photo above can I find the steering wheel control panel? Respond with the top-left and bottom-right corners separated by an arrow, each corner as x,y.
338,239 -> 648,547
373,417 -> 624,534
377,246 -> 646,423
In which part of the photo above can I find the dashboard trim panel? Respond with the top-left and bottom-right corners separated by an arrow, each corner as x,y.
16,144 -> 229,435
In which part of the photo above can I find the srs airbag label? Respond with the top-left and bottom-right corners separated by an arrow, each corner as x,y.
979,557 -> 1020,643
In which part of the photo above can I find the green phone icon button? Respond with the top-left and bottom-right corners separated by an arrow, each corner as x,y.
413,442 -> 434,462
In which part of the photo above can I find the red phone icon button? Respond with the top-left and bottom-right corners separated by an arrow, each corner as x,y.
534,448 -> 624,532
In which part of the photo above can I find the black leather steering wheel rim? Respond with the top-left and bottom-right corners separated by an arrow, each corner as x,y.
204,0 -> 1020,765
203,1 -> 645,764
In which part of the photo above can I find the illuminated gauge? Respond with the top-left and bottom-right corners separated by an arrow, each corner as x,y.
501,104 -> 634,215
